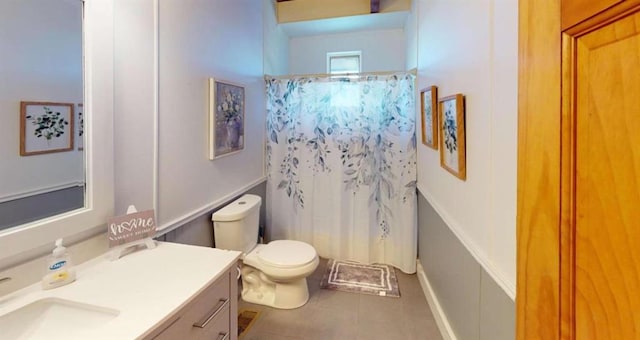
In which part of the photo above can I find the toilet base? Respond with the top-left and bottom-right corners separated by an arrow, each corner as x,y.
241,266 -> 310,309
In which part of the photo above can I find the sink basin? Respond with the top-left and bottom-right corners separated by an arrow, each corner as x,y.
0,297 -> 120,339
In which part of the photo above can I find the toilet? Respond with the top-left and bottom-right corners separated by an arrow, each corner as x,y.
212,194 -> 319,309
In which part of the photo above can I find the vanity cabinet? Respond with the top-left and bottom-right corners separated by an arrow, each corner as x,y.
0,243 -> 241,339
143,265 -> 238,340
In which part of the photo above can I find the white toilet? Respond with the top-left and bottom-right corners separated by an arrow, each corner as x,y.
212,194 -> 319,309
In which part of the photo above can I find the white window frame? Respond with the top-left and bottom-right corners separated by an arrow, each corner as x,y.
326,51 -> 362,75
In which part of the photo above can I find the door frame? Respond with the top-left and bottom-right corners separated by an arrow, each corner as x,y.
516,0 -> 562,338
516,0 -> 640,339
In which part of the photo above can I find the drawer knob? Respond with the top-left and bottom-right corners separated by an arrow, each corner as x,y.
192,298 -> 228,329
217,332 -> 229,340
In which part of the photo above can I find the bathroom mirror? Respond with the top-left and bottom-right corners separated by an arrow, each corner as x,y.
0,0 -> 84,231
0,0 -> 114,267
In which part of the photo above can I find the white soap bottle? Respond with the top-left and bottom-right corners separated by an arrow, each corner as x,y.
42,238 -> 76,290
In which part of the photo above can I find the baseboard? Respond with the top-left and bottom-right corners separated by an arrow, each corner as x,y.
417,260 -> 457,340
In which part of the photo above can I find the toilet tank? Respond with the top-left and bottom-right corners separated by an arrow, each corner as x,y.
211,194 -> 261,253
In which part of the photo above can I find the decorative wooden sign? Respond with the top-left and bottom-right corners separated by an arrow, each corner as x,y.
107,209 -> 156,248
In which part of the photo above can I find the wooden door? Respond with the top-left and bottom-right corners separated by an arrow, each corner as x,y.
517,0 -> 640,339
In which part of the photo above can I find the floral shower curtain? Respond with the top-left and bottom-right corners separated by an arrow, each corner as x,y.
265,73 -> 417,273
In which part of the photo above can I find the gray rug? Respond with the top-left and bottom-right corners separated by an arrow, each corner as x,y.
320,259 -> 400,298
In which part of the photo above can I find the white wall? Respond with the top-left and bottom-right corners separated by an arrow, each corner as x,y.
263,0 -> 289,76
157,0 -> 266,227
0,0 -> 83,199
414,0 -> 518,297
289,29 -> 406,74
0,0 -> 270,286
404,0 -> 418,70
114,0 -> 268,226
114,0 -> 156,215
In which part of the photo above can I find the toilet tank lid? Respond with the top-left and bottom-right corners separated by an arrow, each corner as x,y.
212,194 -> 262,222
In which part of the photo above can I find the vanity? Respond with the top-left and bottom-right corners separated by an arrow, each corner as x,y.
0,242 -> 241,340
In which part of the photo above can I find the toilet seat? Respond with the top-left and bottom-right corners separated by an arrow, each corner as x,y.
256,240 -> 316,268
243,240 -> 319,280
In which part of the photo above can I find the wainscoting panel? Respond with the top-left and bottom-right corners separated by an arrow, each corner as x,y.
480,270 -> 515,340
0,186 -> 84,231
419,191 -> 481,339
418,191 -> 514,340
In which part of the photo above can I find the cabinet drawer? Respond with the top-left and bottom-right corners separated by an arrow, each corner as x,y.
183,271 -> 230,330
193,304 -> 230,340
152,271 -> 232,339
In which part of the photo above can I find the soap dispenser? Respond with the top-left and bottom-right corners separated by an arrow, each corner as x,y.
42,238 -> 76,290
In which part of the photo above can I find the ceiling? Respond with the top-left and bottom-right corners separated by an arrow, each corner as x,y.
279,11 -> 409,37
277,0 -> 380,13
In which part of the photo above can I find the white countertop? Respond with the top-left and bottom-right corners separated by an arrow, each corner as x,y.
0,242 -> 241,339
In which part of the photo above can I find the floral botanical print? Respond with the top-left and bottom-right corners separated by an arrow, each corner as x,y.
26,106 -> 69,141
441,98 -> 460,171
442,99 -> 457,154
211,80 -> 245,158
423,91 -> 433,144
266,74 -> 416,239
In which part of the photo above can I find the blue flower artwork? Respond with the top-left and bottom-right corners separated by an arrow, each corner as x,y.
439,94 -> 466,180
209,78 -> 245,159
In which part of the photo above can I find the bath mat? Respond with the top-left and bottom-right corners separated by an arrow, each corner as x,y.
238,309 -> 261,338
320,259 -> 400,298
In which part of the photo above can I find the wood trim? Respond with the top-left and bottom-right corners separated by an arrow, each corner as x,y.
564,0 -> 640,35
559,32 -> 577,340
561,0 -> 622,30
519,1 -> 640,339
516,0 -> 562,338
561,5 -> 640,339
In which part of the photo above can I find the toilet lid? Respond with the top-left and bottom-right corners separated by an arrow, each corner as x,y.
257,240 -> 316,268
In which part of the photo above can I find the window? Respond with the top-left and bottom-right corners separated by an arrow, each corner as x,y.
326,51 -> 362,107
327,51 -> 362,75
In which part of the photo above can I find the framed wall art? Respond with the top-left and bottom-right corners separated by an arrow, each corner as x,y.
439,94 -> 466,180
76,103 -> 84,151
20,101 -> 74,156
209,78 -> 245,159
420,85 -> 438,149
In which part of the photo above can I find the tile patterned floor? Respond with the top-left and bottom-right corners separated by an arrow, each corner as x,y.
238,258 -> 444,340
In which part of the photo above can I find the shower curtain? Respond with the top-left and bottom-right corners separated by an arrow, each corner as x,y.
265,73 -> 417,273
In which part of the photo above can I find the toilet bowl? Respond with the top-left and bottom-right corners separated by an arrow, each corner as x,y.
241,240 -> 319,309
212,194 -> 319,309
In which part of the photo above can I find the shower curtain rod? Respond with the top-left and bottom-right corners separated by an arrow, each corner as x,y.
264,68 -> 417,80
